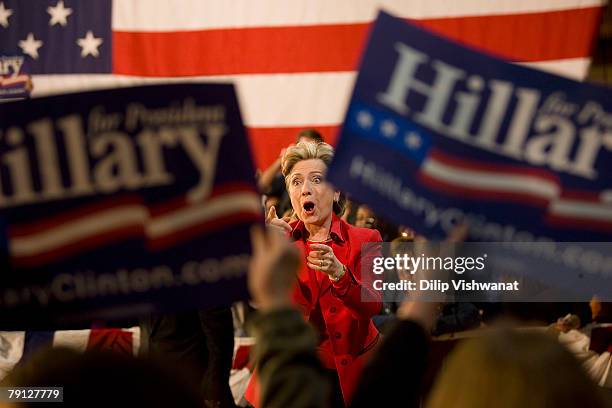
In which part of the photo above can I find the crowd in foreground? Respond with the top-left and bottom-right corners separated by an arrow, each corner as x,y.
2,223 -> 610,407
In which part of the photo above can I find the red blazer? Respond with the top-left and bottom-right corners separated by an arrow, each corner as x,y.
290,214 -> 382,403
246,215 -> 382,407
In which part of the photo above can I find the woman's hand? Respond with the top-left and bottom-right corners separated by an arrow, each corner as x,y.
249,225 -> 301,311
266,205 -> 292,234
307,243 -> 344,280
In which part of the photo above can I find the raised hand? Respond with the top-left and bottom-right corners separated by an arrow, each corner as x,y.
248,225 -> 301,311
265,205 -> 292,234
397,223 -> 469,331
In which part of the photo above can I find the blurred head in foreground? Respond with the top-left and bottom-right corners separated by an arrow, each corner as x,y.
1,347 -> 203,408
427,330 -> 608,408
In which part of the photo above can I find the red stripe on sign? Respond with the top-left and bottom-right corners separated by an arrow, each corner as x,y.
9,195 -> 143,237
113,7 -> 602,76
558,190 -> 605,202
246,126 -> 340,170
546,214 -> 612,233
428,149 -> 561,185
12,224 -> 145,268
147,211 -> 262,250
418,171 -> 552,208
149,183 -> 258,216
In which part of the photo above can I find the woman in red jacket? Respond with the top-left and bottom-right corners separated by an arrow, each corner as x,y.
266,141 -> 383,406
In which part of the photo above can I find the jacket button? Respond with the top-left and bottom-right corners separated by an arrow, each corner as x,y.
334,332 -> 342,339
330,306 -> 337,313
340,359 -> 348,366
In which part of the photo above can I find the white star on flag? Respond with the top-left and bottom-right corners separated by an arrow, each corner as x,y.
47,0 -> 73,27
0,2 -> 13,28
404,132 -> 422,149
77,31 -> 103,58
356,110 -> 373,129
19,33 -> 44,59
380,120 -> 398,138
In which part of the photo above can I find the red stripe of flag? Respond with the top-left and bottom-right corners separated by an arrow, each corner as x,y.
247,125 -> 340,169
412,7 -> 602,62
113,7 -> 602,76
87,329 -> 134,356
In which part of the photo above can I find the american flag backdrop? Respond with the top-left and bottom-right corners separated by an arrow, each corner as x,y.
0,0 -> 607,169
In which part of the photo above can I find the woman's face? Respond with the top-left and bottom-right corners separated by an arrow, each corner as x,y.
287,159 -> 335,226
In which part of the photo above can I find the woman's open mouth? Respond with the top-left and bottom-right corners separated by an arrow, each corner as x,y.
303,201 -> 315,215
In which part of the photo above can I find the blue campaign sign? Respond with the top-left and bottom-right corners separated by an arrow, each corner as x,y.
0,84 -> 262,329
327,12 -> 612,300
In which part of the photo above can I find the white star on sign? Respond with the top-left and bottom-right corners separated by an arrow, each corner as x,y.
380,120 -> 398,138
0,2 -> 13,28
19,33 -> 43,59
77,31 -> 103,58
356,110 -> 373,129
404,132 -> 422,150
47,0 -> 73,27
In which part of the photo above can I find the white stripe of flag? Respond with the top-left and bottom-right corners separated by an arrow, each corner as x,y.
112,0 -> 605,31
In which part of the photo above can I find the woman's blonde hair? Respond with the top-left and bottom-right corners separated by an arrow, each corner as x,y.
281,141 -> 344,215
427,330 -> 608,408
281,141 -> 334,178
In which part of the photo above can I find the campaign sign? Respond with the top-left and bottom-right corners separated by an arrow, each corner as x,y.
0,55 -> 31,100
327,12 -> 612,300
0,84 -> 262,329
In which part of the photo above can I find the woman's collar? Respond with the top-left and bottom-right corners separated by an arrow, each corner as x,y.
290,214 -> 345,243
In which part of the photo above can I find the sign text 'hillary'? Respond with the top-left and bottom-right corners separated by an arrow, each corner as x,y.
0,99 -> 225,207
